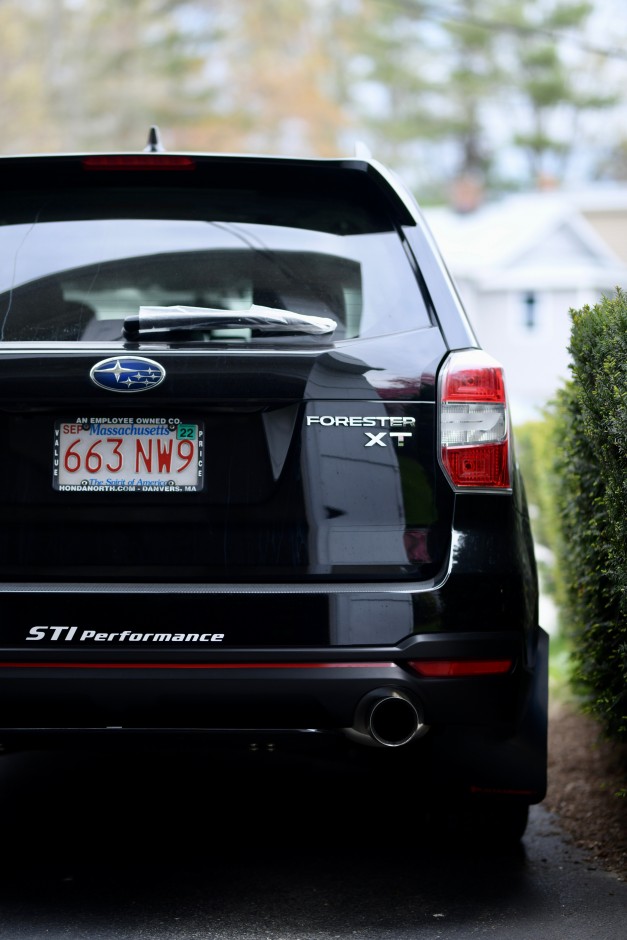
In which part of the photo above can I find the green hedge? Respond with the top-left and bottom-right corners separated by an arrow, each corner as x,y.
514,414 -> 562,600
550,288 -> 627,742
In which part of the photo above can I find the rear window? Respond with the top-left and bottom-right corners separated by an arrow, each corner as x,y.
0,166 -> 431,343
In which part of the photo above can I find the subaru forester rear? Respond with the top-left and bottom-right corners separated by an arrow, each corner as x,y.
0,141 -> 547,840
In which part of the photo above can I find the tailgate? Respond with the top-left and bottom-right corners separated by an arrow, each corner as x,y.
0,341 -> 449,583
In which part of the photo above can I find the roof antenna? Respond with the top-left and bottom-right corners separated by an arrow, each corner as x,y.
144,125 -> 165,153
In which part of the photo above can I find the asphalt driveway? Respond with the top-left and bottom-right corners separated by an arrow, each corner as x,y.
0,745 -> 624,939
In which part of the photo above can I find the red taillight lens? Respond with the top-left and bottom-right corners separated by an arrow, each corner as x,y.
83,155 -> 196,171
439,350 -> 511,491
442,442 -> 510,488
408,659 -> 513,677
441,360 -> 506,403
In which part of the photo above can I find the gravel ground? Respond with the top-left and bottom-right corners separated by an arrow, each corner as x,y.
544,697 -> 627,881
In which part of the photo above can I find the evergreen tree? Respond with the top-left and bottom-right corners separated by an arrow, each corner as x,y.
505,2 -> 618,183
348,0 -> 623,194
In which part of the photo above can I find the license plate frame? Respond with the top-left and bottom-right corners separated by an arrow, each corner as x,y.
53,418 -> 204,493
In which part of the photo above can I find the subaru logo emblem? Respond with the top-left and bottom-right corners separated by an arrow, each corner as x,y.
90,357 -> 166,393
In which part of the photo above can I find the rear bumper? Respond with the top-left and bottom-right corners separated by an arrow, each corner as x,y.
0,577 -> 548,800
0,628 -> 548,793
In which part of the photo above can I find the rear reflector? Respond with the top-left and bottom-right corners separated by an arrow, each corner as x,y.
83,155 -> 196,171
408,659 -> 512,677
439,350 -> 511,491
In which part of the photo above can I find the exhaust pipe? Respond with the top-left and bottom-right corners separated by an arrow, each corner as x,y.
346,688 -> 428,748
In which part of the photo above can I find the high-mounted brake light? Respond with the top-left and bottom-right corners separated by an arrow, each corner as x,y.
439,350 -> 511,491
83,155 -> 196,171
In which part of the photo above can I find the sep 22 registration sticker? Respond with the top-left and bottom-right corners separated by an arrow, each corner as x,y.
53,417 -> 204,492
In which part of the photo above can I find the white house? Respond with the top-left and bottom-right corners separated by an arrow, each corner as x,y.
422,187 -> 627,424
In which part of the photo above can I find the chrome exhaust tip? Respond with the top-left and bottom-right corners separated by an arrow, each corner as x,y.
346,688 -> 429,748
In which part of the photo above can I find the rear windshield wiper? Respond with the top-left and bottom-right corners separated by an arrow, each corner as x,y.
123,305 -> 337,339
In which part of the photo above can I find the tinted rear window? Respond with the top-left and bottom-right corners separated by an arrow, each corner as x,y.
0,163 -> 430,343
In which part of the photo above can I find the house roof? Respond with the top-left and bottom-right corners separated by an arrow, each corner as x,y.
422,187 -> 627,292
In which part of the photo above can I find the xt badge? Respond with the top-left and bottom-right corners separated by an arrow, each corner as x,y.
365,431 -> 412,447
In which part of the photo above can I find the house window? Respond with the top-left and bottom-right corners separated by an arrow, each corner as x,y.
522,291 -> 538,331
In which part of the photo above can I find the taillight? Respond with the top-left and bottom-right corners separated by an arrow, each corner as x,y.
439,350 -> 511,491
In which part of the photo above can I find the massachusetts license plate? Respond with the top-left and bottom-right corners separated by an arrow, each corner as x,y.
53,418 -> 204,492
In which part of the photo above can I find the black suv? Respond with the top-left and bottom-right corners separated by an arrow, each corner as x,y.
0,138 -> 547,839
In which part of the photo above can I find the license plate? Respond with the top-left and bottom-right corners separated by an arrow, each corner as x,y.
53,418 -> 204,492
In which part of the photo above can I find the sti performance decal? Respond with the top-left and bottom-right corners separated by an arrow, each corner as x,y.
26,627 -> 225,643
